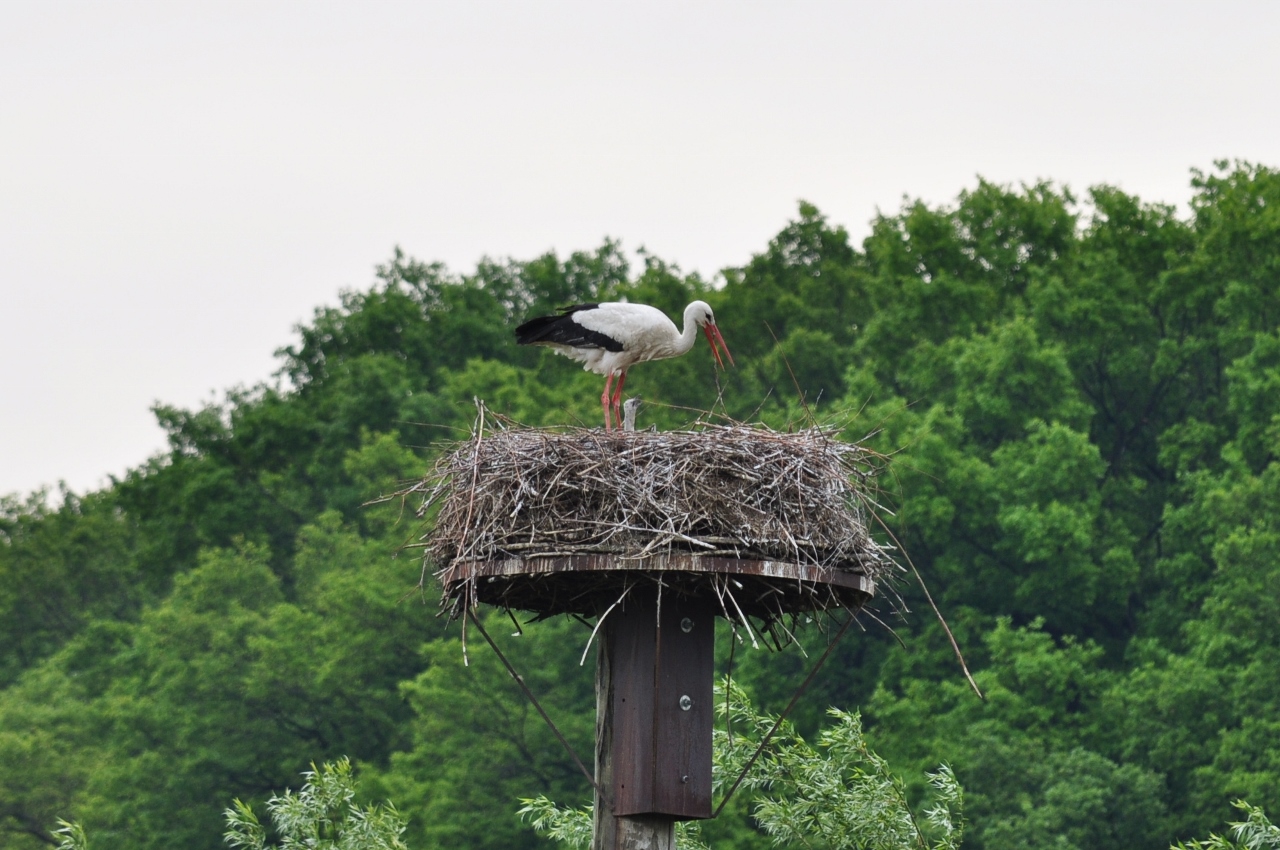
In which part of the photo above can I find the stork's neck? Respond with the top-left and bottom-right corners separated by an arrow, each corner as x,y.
675,305 -> 701,355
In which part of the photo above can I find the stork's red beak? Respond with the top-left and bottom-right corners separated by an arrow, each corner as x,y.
704,323 -> 734,370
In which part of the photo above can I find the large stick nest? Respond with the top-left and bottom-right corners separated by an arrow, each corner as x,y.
403,415 -> 900,625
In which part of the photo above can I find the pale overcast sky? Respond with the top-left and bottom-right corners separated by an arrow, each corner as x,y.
2,0 -> 1278,498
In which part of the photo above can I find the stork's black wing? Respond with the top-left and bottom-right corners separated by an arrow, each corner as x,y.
514,304 -> 624,352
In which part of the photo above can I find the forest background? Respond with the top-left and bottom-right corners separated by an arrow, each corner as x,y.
3,162 -> 1280,850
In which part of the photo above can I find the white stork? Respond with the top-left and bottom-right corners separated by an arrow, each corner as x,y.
515,300 -> 734,430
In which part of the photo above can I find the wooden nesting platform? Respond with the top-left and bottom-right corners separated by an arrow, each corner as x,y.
405,422 -> 897,624
440,553 -> 876,621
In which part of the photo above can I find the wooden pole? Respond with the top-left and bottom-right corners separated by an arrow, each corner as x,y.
594,624 -> 674,850
592,584 -> 714,850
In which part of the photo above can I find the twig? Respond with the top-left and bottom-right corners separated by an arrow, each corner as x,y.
764,321 -> 818,429
866,508 -> 983,700
580,581 -> 633,667
723,581 -> 760,650
468,610 -> 600,795
713,613 -> 857,817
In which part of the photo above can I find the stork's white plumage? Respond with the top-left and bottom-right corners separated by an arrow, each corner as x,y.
515,300 -> 733,430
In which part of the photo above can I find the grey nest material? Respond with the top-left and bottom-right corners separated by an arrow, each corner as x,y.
404,423 -> 899,623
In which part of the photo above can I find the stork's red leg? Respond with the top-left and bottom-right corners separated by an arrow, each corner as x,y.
611,371 -> 627,427
601,372 -> 615,431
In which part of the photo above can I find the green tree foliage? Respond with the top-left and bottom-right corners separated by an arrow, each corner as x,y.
51,819 -> 88,850
51,759 -> 409,850
0,489 -> 140,686
718,688 -> 963,850
521,681 -> 962,850
868,619 -> 1168,850
1175,802 -> 1280,850
364,613 -> 596,850
225,758 -> 408,850
517,797 -> 714,850
4,161 -> 1280,849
